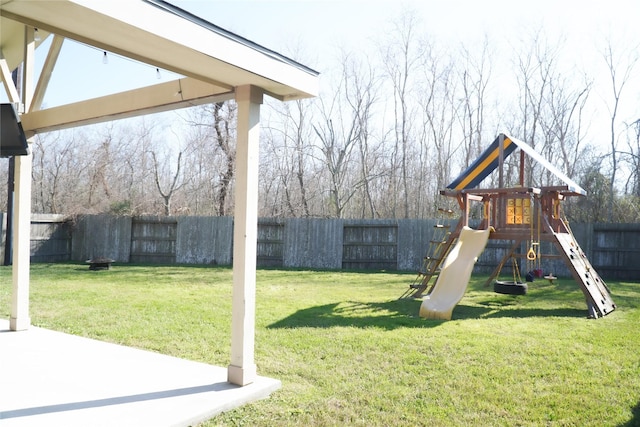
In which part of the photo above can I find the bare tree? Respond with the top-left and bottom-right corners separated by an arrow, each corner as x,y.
378,10 -> 424,218
602,38 -> 638,221
31,133 -> 78,214
512,30 -> 561,187
260,97 -> 318,217
123,118 -> 157,215
312,91 -> 361,218
182,102 -> 237,216
31,129 -> 99,214
312,119 -> 352,218
619,119 -> 640,197
151,149 -> 185,216
340,50 -> 382,218
457,37 -> 492,169
417,44 -> 460,207
179,114 -> 217,215
570,161 -> 612,222
503,30 -> 593,193
211,102 -> 236,216
544,76 -> 592,179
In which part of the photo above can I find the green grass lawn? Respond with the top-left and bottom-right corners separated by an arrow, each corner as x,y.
1,263 -> 639,426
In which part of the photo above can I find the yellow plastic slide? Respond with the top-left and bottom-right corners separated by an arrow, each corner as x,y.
419,226 -> 492,320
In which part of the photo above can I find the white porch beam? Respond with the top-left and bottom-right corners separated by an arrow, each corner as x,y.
0,1 -> 318,101
0,54 -> 21,104
30,34 -> 64,112
10,26 -> 35,331
20,77 -> 233,134
228,85 -> 263,386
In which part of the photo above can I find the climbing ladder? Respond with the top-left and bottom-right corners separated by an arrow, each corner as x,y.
553,231 -> 616,318
403,208 -> 459,298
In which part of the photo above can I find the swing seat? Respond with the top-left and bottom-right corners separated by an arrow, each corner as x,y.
494,280 -> 528,295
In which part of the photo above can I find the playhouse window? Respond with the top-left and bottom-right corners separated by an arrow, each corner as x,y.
506,198 -> 531,225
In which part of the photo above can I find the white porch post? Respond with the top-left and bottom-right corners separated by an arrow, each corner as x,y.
228,85 -> 263,386
10,26 -> 35,331
10,151 -> 32,331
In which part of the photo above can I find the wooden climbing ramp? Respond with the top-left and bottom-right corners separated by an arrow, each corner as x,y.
553,232 -> 615,318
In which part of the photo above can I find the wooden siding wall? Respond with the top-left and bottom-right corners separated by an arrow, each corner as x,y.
2,214 -> 640,281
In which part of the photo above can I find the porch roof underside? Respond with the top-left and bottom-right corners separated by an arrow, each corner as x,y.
0,0 -> 319,133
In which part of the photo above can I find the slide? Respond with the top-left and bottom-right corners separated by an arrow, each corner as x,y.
419,226 -> 492,320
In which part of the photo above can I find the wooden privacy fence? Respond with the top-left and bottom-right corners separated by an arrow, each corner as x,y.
1,213 -> 639,280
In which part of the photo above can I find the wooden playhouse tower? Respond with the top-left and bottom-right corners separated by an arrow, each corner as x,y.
408,133 -> 616,318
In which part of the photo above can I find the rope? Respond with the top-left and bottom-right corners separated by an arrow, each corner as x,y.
536,196 -> 541,269
526,194 -> 537,270
512,256 -> 522,283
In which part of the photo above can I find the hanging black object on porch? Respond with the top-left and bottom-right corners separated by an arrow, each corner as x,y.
1,103 -> 29,157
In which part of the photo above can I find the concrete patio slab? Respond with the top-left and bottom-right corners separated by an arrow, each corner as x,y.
0,320 -> 281,427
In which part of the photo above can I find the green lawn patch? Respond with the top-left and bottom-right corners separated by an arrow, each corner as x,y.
1,264 -> 639,426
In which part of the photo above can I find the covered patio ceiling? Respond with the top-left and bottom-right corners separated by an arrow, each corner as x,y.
1,0 -> 319,411
1,0 -> 318,132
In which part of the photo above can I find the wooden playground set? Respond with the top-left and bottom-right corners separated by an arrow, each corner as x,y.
406,133 -> 616,319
